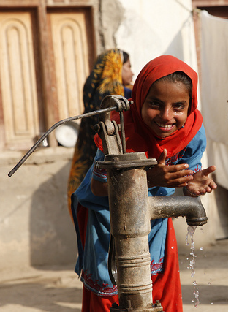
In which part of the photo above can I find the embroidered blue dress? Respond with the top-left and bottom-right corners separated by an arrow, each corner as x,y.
71,125 -> 206,296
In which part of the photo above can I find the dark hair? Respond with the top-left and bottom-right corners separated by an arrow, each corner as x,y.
122,51 -> 129,64
155,71 -> 192,111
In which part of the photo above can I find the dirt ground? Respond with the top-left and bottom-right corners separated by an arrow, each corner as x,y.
0,239 -> 228,312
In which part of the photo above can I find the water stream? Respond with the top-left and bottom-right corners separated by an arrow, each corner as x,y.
186,225 -> 200,307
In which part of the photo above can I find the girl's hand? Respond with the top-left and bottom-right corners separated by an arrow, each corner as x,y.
147,149 -> 194,188
184,166 -> 217,197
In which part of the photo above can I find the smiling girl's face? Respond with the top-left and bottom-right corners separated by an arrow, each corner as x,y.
141,79 -> 190,139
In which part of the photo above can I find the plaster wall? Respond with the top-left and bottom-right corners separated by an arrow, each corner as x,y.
0,149 -> 77,269
116,0 -> 197,77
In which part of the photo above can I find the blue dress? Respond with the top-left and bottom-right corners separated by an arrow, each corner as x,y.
71,125 -> 206,295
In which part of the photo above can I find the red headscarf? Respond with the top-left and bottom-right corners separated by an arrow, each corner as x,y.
95,55 -> 203,160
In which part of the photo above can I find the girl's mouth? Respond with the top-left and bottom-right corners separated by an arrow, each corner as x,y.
155,121 -> 175,132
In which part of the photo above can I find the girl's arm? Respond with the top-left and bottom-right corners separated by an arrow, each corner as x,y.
91,178 -> 108,196
90,148 -> 108,197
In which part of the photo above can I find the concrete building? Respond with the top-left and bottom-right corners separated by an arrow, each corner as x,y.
1,0 -> 228,269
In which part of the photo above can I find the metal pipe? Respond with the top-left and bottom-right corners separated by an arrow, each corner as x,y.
8,106 -> 117,177
99,153 -> 163,312
148,196 -> 208,226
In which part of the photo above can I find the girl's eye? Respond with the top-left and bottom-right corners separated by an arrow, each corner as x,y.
174,103 -> 185,110
149,100 -> 160,108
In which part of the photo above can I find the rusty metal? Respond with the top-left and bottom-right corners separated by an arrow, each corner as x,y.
149,196 -> 208,226
96,153 -> 156,170
94,95 -> 208,312
97,95 -> 130,155
99,153 -> 161,312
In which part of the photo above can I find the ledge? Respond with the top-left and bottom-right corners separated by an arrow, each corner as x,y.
0,147 -> 75,166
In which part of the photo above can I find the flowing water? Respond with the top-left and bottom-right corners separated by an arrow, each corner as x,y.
186,225 -> 200,307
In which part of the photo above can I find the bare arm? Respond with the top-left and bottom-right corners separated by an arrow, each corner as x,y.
91,177 -> 108,196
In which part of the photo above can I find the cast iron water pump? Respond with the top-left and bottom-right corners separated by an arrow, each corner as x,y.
94,95 -> 208,312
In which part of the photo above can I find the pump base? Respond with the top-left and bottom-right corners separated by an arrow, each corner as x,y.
110,301 -> 164,312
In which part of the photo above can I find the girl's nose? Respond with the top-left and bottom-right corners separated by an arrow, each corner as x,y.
160,107 -> 173,121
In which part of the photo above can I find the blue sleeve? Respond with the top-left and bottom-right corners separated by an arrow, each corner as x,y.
75,149 -> 109,210
92,149 -> 107,182
177,125 -> 206,172
124,87 -> 132,99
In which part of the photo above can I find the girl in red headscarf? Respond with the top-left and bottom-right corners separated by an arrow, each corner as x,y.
71,55 -> 217,312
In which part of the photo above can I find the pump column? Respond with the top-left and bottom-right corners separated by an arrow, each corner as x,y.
97,152 -> 162,312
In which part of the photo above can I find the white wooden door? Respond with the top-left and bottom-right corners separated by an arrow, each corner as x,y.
0,12 -> 39,150
49,12 -> 89,120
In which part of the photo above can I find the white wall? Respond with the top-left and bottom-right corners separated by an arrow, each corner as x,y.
116,0 -> 197,78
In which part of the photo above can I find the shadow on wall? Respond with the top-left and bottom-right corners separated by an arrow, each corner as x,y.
213,181 -> 228,239
164,30 -> 184,59
30,161 -> 77,268
163,26 -> 185,60
163,14 -> 193,62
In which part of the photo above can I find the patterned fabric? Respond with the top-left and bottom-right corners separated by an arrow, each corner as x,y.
81,286 -> 119,312
67,49 -> 127,218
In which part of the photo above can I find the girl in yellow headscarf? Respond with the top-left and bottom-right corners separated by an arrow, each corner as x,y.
67,49 -> 134,219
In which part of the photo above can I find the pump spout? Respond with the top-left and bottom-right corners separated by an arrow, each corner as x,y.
149,196 -> 208,226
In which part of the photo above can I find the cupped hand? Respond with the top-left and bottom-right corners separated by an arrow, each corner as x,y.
184,165 -> 217,196
147,149 -> 194,188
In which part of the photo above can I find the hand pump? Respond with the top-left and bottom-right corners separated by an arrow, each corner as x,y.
8,95 -> 208,312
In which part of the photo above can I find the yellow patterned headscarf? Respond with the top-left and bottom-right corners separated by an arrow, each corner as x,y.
84,49 -> 124,105
67,49 -> 125,219
98,49 -> 124,95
